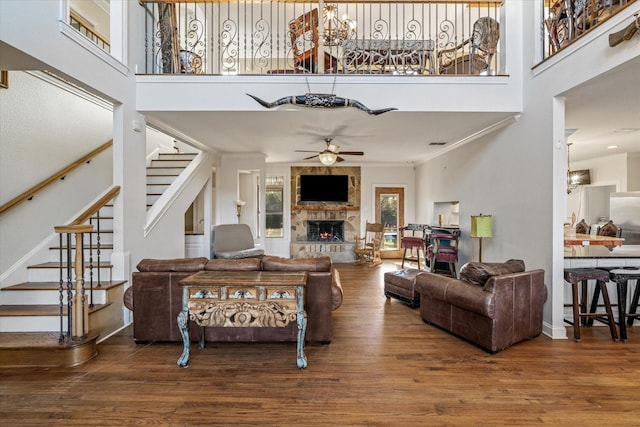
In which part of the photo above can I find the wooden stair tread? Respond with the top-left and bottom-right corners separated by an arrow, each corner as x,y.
27,262 -> 113,269
0,303 -> 110,316
0,331 -> 98,348
3,280 -> 126,291
49,245 -> 114,250
0,331 -> 99,368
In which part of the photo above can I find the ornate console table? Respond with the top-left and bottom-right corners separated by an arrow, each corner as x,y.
341,39 -> 435,74
177,270 -> 309,369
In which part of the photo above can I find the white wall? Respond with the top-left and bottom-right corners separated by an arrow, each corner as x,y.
218,154 -> 266,249
413,3 -> 639,339
0,72 -> 113,285
360,165 -> 416,231
567,153 -> 629,224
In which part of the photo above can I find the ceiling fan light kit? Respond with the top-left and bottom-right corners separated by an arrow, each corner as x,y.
296,138 -> 364,165
318,151 -> 338,166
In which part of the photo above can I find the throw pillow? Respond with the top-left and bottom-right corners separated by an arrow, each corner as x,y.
459,259 -> 525,286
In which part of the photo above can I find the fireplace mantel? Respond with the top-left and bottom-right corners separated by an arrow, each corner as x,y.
292,205 -> 360,211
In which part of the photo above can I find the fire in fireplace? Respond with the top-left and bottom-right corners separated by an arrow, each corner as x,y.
307,220 -> 345,242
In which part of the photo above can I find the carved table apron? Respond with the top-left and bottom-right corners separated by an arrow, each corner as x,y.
177,270 -> 309,369
341,39 -> 435,74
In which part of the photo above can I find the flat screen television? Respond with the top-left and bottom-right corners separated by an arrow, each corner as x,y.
299,174 -> 349,203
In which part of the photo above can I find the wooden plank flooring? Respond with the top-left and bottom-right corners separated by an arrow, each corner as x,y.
1,261 -> 639,426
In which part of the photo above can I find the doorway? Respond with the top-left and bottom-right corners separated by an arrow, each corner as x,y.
375,187 -> 404,259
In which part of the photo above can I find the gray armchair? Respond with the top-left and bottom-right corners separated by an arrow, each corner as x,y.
211,224 -> 265,259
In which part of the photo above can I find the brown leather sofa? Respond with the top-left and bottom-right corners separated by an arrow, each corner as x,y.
128,256 -> 343,344
415,260 -> 547,353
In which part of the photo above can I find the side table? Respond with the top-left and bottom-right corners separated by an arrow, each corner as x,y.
177,271 -> 309,368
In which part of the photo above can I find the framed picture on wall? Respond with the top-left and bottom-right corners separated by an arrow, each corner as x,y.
0,71 -> 7,89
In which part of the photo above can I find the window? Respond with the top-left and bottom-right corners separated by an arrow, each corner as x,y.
266,176 -> 284,237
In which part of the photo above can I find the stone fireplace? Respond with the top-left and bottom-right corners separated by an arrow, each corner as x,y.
290,166 -> 360,262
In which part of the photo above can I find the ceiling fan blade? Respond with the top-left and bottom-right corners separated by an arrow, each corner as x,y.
303,154 -> 319,160
338,151 -> 364,156
336,156 -> 345,162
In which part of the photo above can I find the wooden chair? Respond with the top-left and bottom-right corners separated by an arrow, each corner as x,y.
354,221 -> 384,267
288,8 -> 338,73
597,220 -> 621,238
437,16 -> 500,75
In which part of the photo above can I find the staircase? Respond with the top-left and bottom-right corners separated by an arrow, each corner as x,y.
0,204 -> 126,368
146,152 -> 198,209
0,152 -> 198,367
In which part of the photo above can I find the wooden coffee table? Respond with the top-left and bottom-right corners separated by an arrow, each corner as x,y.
177,270 -> 309,369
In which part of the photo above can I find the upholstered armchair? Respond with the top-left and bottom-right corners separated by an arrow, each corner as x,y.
211,224 -> 265,259
437,16 -> 500,75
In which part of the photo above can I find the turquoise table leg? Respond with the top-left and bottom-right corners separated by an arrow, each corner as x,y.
296,286 -> 308,369
177,297 -> 190,367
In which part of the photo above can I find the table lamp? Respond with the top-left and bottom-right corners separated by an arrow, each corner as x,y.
471,214 -> 492,262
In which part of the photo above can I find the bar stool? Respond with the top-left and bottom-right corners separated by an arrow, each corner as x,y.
608,268 -> 640,341
564,268 -> 618,341
400,224 -> 427,270
427,233 -> 459,278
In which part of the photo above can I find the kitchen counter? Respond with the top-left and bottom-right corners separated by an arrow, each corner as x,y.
564,245 -> 640,269
564,245 -> 640,259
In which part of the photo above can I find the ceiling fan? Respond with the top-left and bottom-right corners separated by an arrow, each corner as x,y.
296,138 -> 364,165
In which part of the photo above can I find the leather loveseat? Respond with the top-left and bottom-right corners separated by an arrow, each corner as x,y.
128,256 -> 343,344
415,260 -> 547,353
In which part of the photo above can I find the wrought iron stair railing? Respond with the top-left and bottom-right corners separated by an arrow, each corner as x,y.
54,185 -> 120,343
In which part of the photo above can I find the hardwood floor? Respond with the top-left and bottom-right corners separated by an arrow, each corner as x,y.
1,261 -> 638,426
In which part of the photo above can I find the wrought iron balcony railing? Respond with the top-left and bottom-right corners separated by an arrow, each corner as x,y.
543,0 -> 636,58
140,1 -> 503,76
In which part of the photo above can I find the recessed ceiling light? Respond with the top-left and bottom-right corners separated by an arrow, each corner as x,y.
607,145 -> 619,149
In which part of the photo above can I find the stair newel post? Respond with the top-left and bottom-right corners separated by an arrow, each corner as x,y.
55,224 -> 93,340
58,233 -> 65,344
88,216 -> 94,307
65,232 -> 73,342
96,209 -> 101,288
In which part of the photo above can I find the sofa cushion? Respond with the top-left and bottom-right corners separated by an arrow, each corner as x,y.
459,259 -> 525,286
214,248 -> 265,260
205,257 -> 261,271
136,257 -> 208,272
262,255 -> 332,272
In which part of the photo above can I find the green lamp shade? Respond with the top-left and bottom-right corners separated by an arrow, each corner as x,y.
471,215 -> 492,238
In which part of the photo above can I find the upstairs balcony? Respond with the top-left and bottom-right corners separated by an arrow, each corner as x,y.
140,0 -> 504,76
138,0 -> 635,77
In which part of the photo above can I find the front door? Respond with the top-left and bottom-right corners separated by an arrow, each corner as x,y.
375,187 -> 404,259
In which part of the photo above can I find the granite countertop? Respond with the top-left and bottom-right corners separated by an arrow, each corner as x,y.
565,245 -> 640,258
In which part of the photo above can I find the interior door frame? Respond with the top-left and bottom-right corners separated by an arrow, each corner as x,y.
375,186 -> 404,259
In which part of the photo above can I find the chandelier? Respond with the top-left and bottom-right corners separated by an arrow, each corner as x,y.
322,3 -> 356,46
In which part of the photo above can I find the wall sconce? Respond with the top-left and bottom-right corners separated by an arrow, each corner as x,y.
470,214 -> 492,262
235,199 -> 246,223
